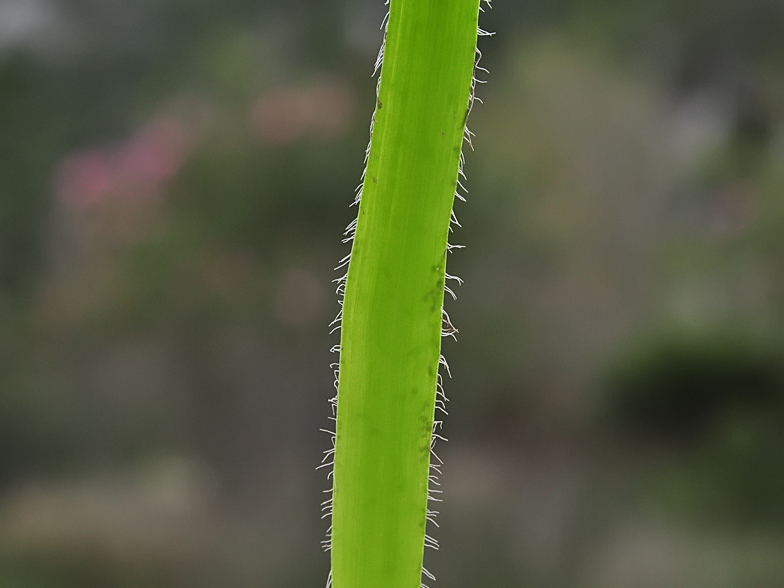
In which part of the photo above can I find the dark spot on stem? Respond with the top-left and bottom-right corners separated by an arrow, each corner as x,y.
372,177 -> 377,183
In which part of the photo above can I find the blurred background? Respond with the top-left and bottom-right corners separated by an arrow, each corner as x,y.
2,0 -> 784,586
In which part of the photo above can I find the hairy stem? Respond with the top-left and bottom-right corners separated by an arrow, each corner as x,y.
330,1 -> 481,587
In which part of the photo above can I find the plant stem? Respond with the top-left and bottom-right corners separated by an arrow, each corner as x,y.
331,1 -> 481,586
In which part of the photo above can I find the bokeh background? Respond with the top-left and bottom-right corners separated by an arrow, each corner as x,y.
2,0 -> 784,586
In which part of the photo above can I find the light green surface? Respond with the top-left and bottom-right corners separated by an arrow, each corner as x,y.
331,1 -> 481,586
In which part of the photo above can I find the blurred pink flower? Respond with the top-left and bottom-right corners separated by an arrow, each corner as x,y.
116,119 -> 190,190
252,75 -> 355,147
55,151 -> 114,211
54,118 -> 193,212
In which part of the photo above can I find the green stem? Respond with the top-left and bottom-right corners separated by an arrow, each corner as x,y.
330,1 -> 481,587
